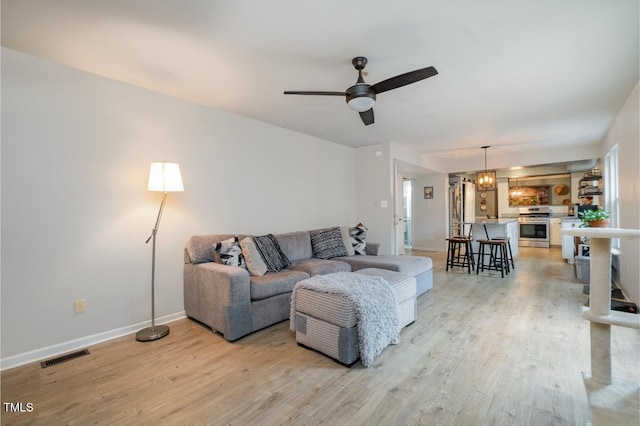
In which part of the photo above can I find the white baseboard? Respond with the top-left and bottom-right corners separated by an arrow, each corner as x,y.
411,246 -> 446,252
0,311 -> 186,371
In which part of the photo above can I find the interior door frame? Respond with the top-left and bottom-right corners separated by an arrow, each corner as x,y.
393,163 -> 405,255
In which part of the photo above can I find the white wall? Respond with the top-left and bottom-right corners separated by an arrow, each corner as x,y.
412,173 -> 448,251
1,48 -> 356,363
602,82 -> 639,303
354,144 -> 394,254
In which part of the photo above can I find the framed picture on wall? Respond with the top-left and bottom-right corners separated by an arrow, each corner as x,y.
424,186 -> 433,199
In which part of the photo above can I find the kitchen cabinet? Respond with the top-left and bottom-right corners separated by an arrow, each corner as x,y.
561,219 -> 582,262
506,221 -> 519,257
550,218 -> 562,246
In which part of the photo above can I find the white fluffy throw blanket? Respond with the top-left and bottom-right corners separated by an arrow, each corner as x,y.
290,272 -> 400,367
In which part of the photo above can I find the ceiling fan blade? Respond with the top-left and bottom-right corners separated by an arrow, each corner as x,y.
359,108 -> 374,126
370,66 -> 438,94
283,91 -> 346,96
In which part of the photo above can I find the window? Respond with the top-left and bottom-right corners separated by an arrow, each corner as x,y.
604,145 -> 619,246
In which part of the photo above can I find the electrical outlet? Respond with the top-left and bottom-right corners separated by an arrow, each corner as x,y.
74,299 -> 86,314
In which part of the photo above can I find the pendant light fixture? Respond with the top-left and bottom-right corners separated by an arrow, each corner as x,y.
476,146 -> 496,191
510,177 -> 522,198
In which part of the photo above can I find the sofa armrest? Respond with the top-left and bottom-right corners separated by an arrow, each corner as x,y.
184,262 -> 252,340
189,262 -> 250,304
366,242 -> 380,256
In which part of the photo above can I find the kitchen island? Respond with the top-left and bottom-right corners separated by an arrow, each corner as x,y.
472,218 -> 519,257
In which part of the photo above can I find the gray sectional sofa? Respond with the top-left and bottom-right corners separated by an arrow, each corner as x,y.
183,229 -> 433,341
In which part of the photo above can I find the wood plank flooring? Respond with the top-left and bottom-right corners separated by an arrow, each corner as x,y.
2,247 -> 639,425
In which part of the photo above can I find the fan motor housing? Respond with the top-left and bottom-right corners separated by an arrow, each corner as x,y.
345,83 -> 376,104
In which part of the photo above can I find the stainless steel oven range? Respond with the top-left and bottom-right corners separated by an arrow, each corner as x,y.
518,207 -> 550,248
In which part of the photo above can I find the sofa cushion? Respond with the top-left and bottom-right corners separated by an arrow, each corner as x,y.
349,226 -> 367,255
287,258 -> 351,276
249,269 -> 309,301
240,237 -> 268,277
274,231 -> 313,261
253,234 -> 291,272
213,236 -> 246,268
335,254 -> 433,277
310,227 -> 349,259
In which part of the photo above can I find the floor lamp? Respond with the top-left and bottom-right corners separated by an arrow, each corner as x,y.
136,162 -> 184,342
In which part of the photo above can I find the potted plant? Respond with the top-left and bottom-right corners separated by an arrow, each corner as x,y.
579,208 -> 610,228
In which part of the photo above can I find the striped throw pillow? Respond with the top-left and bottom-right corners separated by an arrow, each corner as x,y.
310,227 -> 349,259
252,234 -> 291,272
240,237 -> 269,276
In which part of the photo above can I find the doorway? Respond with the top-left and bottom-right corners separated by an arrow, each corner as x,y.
394,170 -> 414,255
403,179 -> 413,250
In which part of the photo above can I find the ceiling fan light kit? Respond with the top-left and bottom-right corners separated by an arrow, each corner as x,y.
284,56 -> 437,125
347,92 -> 375,112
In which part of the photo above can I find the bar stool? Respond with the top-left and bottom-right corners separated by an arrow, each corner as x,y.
446,225 -> 474,273
476,239 -> 510,278
481,224 -> 515,271
491,236 -> 515,270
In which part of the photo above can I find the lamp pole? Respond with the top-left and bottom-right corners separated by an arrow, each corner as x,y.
137,192 -> 170,341
136,162 -> 183,342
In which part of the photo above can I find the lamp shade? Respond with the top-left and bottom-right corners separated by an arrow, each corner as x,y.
476,146 -> 496,191
476,171 -> 496,191
347,96 -> 375,112
148,162 -> 184,192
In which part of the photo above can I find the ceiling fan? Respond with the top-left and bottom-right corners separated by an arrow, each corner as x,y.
284,57 -> 438,126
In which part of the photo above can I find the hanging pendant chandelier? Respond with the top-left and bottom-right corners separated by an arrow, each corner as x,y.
476,146 -> 496,191
510,177 -> 522,197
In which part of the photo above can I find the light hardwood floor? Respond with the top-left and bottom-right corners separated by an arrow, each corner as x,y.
2,247 -> 639,425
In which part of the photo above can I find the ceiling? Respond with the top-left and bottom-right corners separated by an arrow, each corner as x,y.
2,0 -> 638,172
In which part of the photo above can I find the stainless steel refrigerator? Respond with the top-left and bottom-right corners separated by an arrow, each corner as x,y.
449,178 -> 476,237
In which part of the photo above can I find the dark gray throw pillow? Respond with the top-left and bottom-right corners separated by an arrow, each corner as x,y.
311,227 -> 349,259
252,234 -> 291,272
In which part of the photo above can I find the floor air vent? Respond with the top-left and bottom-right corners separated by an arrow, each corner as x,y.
40,349 -> 90,368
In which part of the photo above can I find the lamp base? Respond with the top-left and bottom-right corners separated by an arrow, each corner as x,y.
136,324 -> 170,342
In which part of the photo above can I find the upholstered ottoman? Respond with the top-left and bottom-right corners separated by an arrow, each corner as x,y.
293,268 -> 417,366
335,255 -> 433,296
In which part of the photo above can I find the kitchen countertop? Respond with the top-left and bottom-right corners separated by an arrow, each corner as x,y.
475,218 -> 518,225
